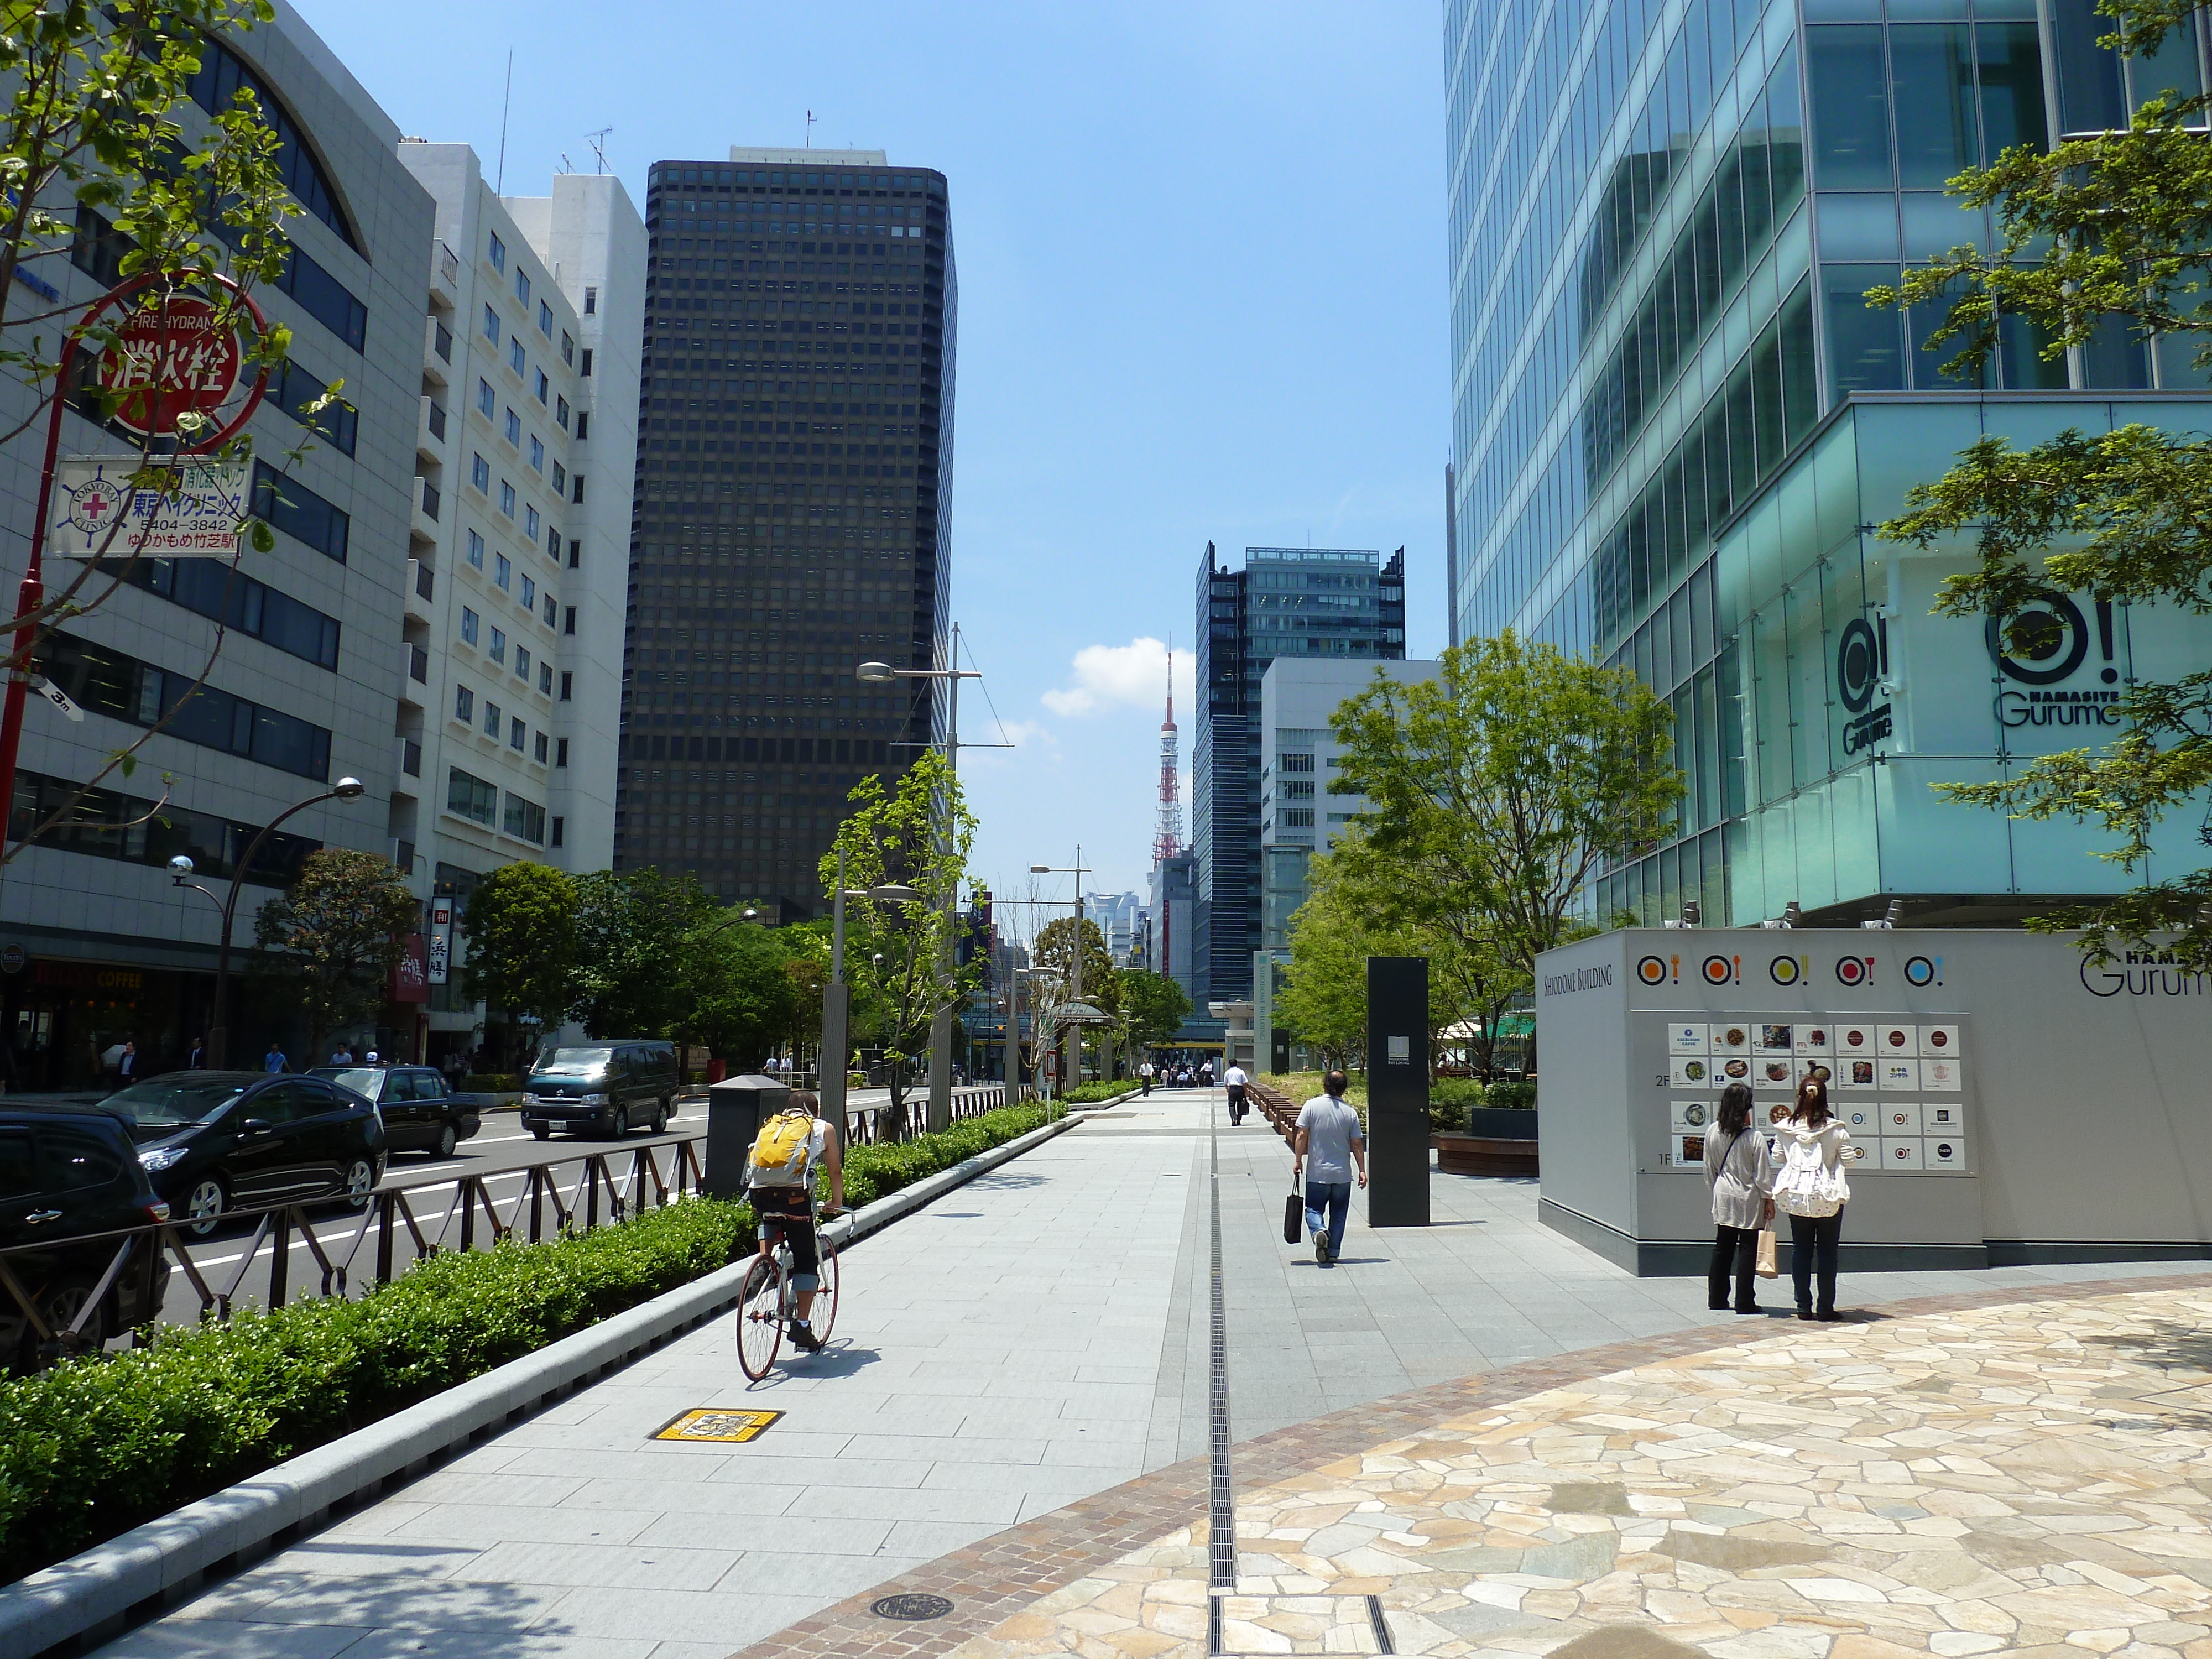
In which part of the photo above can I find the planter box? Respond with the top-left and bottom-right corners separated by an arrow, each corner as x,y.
1435,1130 -> 1538,1177
1462,1106 -> 1538,1140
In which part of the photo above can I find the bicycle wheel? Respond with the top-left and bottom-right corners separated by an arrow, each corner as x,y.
734,1255 -> 785,1381
810,1240 -> 839,1343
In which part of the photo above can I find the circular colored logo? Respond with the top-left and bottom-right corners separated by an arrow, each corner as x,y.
1835,956 -> 1869,987
1892,1144 -> 1913,1161
1768,955 -> 1802,987
1701,954 -> 1734,986
1836,616 -> 1881,713
1903,956 -> 1938,987
1926,1028 -> 1949,1049
1986,593 -> 2089,686
1636,954 -> 1668,985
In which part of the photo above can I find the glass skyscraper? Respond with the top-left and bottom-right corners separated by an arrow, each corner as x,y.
1194,545 -> 1405,1004
1447,0 -> 2212,928
617,149 -> 954,917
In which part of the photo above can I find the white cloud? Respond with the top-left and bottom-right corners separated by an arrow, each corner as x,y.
1042,635 -> 1194,719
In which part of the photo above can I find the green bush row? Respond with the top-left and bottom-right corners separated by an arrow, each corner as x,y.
461,1072 -> 523,1093
1062,1079 -> 1142,1103
0,1103 -> 1049,1585
1427,1078 -> 1537,1132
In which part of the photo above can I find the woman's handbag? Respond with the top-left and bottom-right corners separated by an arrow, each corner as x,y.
1755,1229 -> 1778,1278
1282,1167 -> 1303,1245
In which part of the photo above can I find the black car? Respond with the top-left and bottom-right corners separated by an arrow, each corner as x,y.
521,1041 -> 680,1139
0,1106 -> 173,1368
102,1072 -> 388,1237
309,1065 -> 483,1159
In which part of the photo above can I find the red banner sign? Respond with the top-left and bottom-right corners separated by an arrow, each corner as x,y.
96,295 -> 246,438
389,935 -> 430,1004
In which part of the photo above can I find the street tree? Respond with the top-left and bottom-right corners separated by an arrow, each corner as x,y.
817,749 -> 979,1139
461,862 -> 578,1067
1870,0 -> 2212,970
1115,967 -> 1191,1055
568,868 -> 715,1038
1329,633 -> 1682,1040
0,0 -> 346,874
249,848 -> 415,1062
676,916 -> 800,1074
1034,914 -> 1117,1079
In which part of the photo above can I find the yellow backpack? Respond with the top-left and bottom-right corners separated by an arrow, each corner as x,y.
748,1107 -> 815,1186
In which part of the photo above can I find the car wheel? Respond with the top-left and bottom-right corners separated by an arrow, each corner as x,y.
184,1176 -> 228,1238
610,1104 -> 629,1139
651,1099 -> 670,1134
342,1158 -> 376,1210
36,1278 -> 107,1365
436,1123 -> 458,1160
530,1123 -> 551,1141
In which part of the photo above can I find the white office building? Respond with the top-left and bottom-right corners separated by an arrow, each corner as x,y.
393,144 -> 643,1063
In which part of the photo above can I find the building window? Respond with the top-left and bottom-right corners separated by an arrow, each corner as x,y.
580,347 -> 593,377
467,529 -> 486,569
460,606 -> 478,645
541,592 -> 556,626
484,698 -> 501,736
471,453 -> 490,492
552,462 -> 566,493
488,232 -> 505,272
556,395 -> 570,429
494,553 -> 512,591
538,300 -> 553,338
533,731 -> 549,763
581,289 -> 595,316
503,792 -> 545,843
559,671 -> 572,702
36,630 -> 331,780
550,814 -> 565,847
524,504 -> 540,538
538,661 -> 552,695
498,481 -> 516,517
515,269 -> 530,306
504,408 -> 521,445
514,644 -> 531,680
566,538 -> 579,570
534,370 -> 549,406
488,625 -> 505,664
544,526 -> 560,562
556,736 -> 569,765
482,302 -> 499,343
520,573 -> 537,608
454,685 -> 473,722
250,461 -> 348,563
575,412 -> 589,440
448,765 -> 496,826
529,436 -> 544,472
571,474 -> 585,503
509,337 -> 526,375
477,378 -> 494,416
508,715 -> 525,752
562,605 -> 576,636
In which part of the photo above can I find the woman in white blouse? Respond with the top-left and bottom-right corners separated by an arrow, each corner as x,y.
1771,1076 -> 1855,1321
1703,1083 -> 1773,1314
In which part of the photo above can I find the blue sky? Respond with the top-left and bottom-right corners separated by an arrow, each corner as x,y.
295,0 -> 1451,920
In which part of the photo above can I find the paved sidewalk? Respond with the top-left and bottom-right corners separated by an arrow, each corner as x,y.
94,1093 -> 2212,1658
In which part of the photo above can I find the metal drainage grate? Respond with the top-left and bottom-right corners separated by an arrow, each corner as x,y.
870,1592 -> 953,1621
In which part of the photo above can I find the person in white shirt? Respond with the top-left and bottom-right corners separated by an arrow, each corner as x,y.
745,1092 -> 846,1351
1703,1083 -> 1773,1314
1139,1061 -> 1154,1097
1223,1062 -> 1250,1124
1292,1071 -> 1367,1265
1771,1077 -> 1856,1322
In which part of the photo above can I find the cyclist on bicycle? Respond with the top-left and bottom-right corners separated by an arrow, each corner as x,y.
745,1090 -> 845,1352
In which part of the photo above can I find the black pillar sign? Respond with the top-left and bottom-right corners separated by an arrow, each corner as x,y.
1366,955 -> 1431,1228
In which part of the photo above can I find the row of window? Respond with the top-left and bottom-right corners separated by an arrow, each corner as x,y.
35,629 -> 332,781
451,684 -> 572,754
252,461 -> 350,563
457,608 -> 569,694
469,450 -> 586,515
123,556 -> 341,671
445,764 -> 555,846
7,766 -> 317,887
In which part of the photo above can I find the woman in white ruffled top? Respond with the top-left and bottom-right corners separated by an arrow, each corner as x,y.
1770,1076 -> 1856,1322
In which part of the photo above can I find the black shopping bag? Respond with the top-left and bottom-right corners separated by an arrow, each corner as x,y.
1282,1168 -> 1302,1245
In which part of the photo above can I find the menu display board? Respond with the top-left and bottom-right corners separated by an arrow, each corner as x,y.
1652,1013 -> 1970,1175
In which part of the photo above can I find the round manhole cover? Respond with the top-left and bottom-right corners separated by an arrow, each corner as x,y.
870,1592 -> 953,1622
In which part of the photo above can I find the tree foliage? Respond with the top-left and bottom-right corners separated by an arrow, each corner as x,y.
251,849 -> 415,1058
816,749 -> 980,1135
1115,967 -> 1191,1051
1871,0 -> 2212,968
674,919 -> 801,1073
461,863 -> 577,1040
1033,915 -> 1116,1015
568,868 -> 715,1038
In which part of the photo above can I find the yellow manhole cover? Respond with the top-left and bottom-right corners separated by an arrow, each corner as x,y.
651,1408 -> 782,1443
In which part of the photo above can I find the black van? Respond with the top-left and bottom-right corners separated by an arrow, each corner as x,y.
520,1041 -> 681,1139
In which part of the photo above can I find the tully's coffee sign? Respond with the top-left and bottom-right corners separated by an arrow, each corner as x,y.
32,961 -> 143,993
0,945 -> 22,974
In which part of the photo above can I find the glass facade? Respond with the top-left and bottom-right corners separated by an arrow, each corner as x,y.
1447,0 -> 2212,926
618,156 -> 954,916
1193,546 -> 1405,1003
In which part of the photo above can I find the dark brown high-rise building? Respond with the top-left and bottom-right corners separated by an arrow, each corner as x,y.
614,148 -> 954,916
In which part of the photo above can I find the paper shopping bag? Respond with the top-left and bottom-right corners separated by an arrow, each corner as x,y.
1755,1229 -> 1778,1279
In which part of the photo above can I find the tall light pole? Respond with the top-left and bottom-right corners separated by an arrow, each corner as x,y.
820,860 -> 916,1134
1030,850 -> 1090,1088
169,775 -> 367,1068
857,623 -> 984,1134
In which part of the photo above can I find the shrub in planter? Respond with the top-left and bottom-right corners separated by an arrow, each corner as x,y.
463,1073 -> 522,1093
1063,1079 -> 1141,1103
1485,1079 -> 1538,1111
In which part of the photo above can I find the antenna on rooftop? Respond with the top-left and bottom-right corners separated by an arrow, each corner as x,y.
495,49 -> 513,192
586,127 -> 613,174
806,109 -> 816,148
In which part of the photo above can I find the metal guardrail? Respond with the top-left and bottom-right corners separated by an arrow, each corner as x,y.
0,1134 -> 711,1366
841,1082 -> 1022,1145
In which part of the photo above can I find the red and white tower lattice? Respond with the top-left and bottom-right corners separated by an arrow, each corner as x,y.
1152,644 -> 1182,864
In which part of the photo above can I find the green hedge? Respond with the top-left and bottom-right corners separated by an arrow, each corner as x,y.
0,1102 -> 1049,1585
1063,1079 -> 1142,1103
462,1073 -> 522,1093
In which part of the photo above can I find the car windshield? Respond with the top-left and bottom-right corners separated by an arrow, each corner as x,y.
533,1047 -> 613,1075
101,1074 -> 252,1128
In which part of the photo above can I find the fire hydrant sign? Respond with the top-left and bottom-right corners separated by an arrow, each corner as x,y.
96,295 -> 245,436
50,458 -> 248,557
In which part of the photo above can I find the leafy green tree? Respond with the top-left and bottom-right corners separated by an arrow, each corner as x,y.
250,849 -> 416,1061
817,749 -> 979,1138
568,868 -> 716,1037
1329,632 -> 1681,1011
0,0 -> 346,875
675,917 -> 800,1074
1871,0 -> 2212,969
1115,967 -> 1192,1052
462,863 -> 578,1065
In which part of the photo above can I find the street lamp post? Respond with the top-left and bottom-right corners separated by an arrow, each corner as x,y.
169,775 -> 367,1068
821,863 -> 917,1136
1030,850 -> 1090,1088
857,624 -> 984,1134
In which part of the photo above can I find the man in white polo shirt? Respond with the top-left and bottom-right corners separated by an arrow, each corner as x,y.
1223,1061 -> 1249,1124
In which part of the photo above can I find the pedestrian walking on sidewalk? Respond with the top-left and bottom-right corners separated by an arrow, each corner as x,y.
1292,1071 -> 1367,1266
1139,1061 -> 1154,1097
1224,1062 -> 1249,1124
1703,1083 -> 1772,1314
1772,1076 -> 1856,1322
